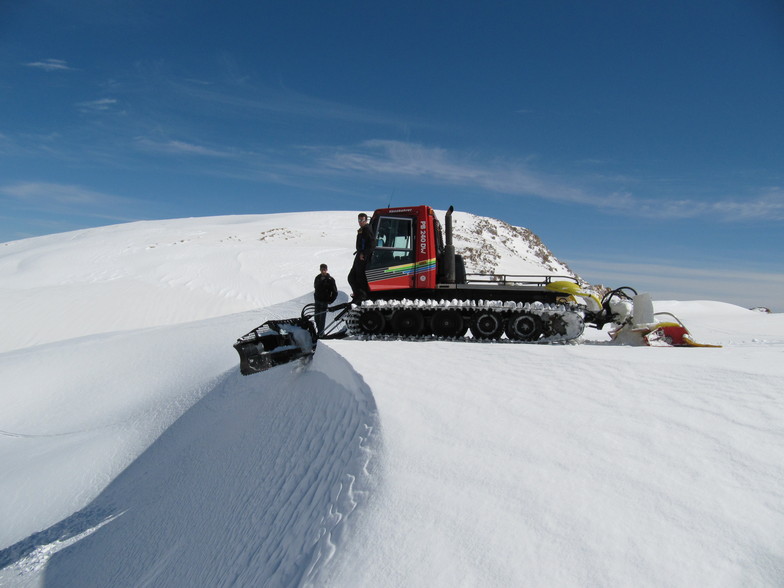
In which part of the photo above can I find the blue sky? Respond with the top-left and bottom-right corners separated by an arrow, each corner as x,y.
2,0 -> 783,310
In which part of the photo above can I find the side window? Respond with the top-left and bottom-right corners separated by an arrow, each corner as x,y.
370,217 -> 414,267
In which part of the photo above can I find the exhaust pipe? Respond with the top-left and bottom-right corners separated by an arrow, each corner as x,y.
444,205 -> 456,284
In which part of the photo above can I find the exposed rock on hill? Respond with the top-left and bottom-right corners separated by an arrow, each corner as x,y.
450,211 -> 576,278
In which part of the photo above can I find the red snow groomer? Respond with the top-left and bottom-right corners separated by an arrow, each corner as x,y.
234,205 -> 717,375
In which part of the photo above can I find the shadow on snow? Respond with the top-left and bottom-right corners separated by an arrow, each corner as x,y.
1,344 -> 379,587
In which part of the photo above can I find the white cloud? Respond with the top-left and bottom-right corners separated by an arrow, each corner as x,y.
318,139 -> 598,205
24,59 -> 73,72
76,98 -> 118,113
133,138 -> 237,158
0,182 -> 129,209
165,78 -> 436,129
568,258 -> 784,311
708,187 -> 784,221
595,187 -> 784,221
315,140 -> 784,222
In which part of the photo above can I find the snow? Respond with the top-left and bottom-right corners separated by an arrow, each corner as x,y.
1,212 -> 783,587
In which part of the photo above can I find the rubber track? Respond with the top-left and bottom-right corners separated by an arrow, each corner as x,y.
343,299 -> 585,344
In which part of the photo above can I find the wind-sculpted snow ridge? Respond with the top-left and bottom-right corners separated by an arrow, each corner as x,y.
0,346 -> 379,587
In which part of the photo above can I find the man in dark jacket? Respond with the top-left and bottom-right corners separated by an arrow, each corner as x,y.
313,263 -> 338,335
347,212 -> 375,301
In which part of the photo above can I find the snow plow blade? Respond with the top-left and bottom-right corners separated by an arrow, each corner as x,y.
233,317 -> 317,375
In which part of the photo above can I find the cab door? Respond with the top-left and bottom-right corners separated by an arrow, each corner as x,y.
366,215 -> 416,291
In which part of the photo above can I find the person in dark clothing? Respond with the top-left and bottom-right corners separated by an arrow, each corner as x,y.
347,212 -> 375,301
313,263 -> 338,335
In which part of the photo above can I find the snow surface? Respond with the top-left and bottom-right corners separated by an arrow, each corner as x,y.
1,212 -> 783,587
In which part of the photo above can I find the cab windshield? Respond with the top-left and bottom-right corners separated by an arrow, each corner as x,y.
369,216 -> 414,267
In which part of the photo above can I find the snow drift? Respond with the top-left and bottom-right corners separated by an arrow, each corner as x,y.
1,212 -> 783,587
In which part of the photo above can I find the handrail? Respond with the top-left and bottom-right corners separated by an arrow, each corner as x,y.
463,274 -> 579,287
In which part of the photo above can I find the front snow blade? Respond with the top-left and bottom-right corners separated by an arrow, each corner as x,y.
233,317 -> 317,375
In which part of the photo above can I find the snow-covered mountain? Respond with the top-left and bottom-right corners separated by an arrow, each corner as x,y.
1,212 -> 783,587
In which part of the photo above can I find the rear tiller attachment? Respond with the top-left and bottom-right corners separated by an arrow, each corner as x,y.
233,303 -> 351,375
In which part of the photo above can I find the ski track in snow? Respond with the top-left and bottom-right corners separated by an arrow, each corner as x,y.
0,346 -> 379,588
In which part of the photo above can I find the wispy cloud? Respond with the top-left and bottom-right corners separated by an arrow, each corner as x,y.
567,258 -> 784,311
24,59 -> 73,72
707,187 -> 784,220
592,186 -> 784,221
76,98 -> 118,113
317,139 -> 599,204
133,138 -> 238,158
314,140 -> 784,222
0,182 -> 134,215
0,132 -> 13,154
165,78 -> 437,130
572,259 -> 784,284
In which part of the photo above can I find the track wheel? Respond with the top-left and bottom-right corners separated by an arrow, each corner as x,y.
431,310 -> 466,338
470,312 -> 504,340
391,309 -> 425,337
505,312 -> 543,341
545,314 -> 568,337
358,309 -> 386,335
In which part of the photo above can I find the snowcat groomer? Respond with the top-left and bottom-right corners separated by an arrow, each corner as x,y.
234,205 -> 715,375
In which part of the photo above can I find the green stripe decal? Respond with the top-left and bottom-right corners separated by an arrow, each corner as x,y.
382,258 -> 436,275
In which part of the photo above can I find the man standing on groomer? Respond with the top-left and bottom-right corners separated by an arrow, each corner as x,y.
347,212 -> 375,301
313,263 -> 338,336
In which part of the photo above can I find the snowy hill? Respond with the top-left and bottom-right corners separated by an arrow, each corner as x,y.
0,210 -> 572,354
1,212 -> 783,587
